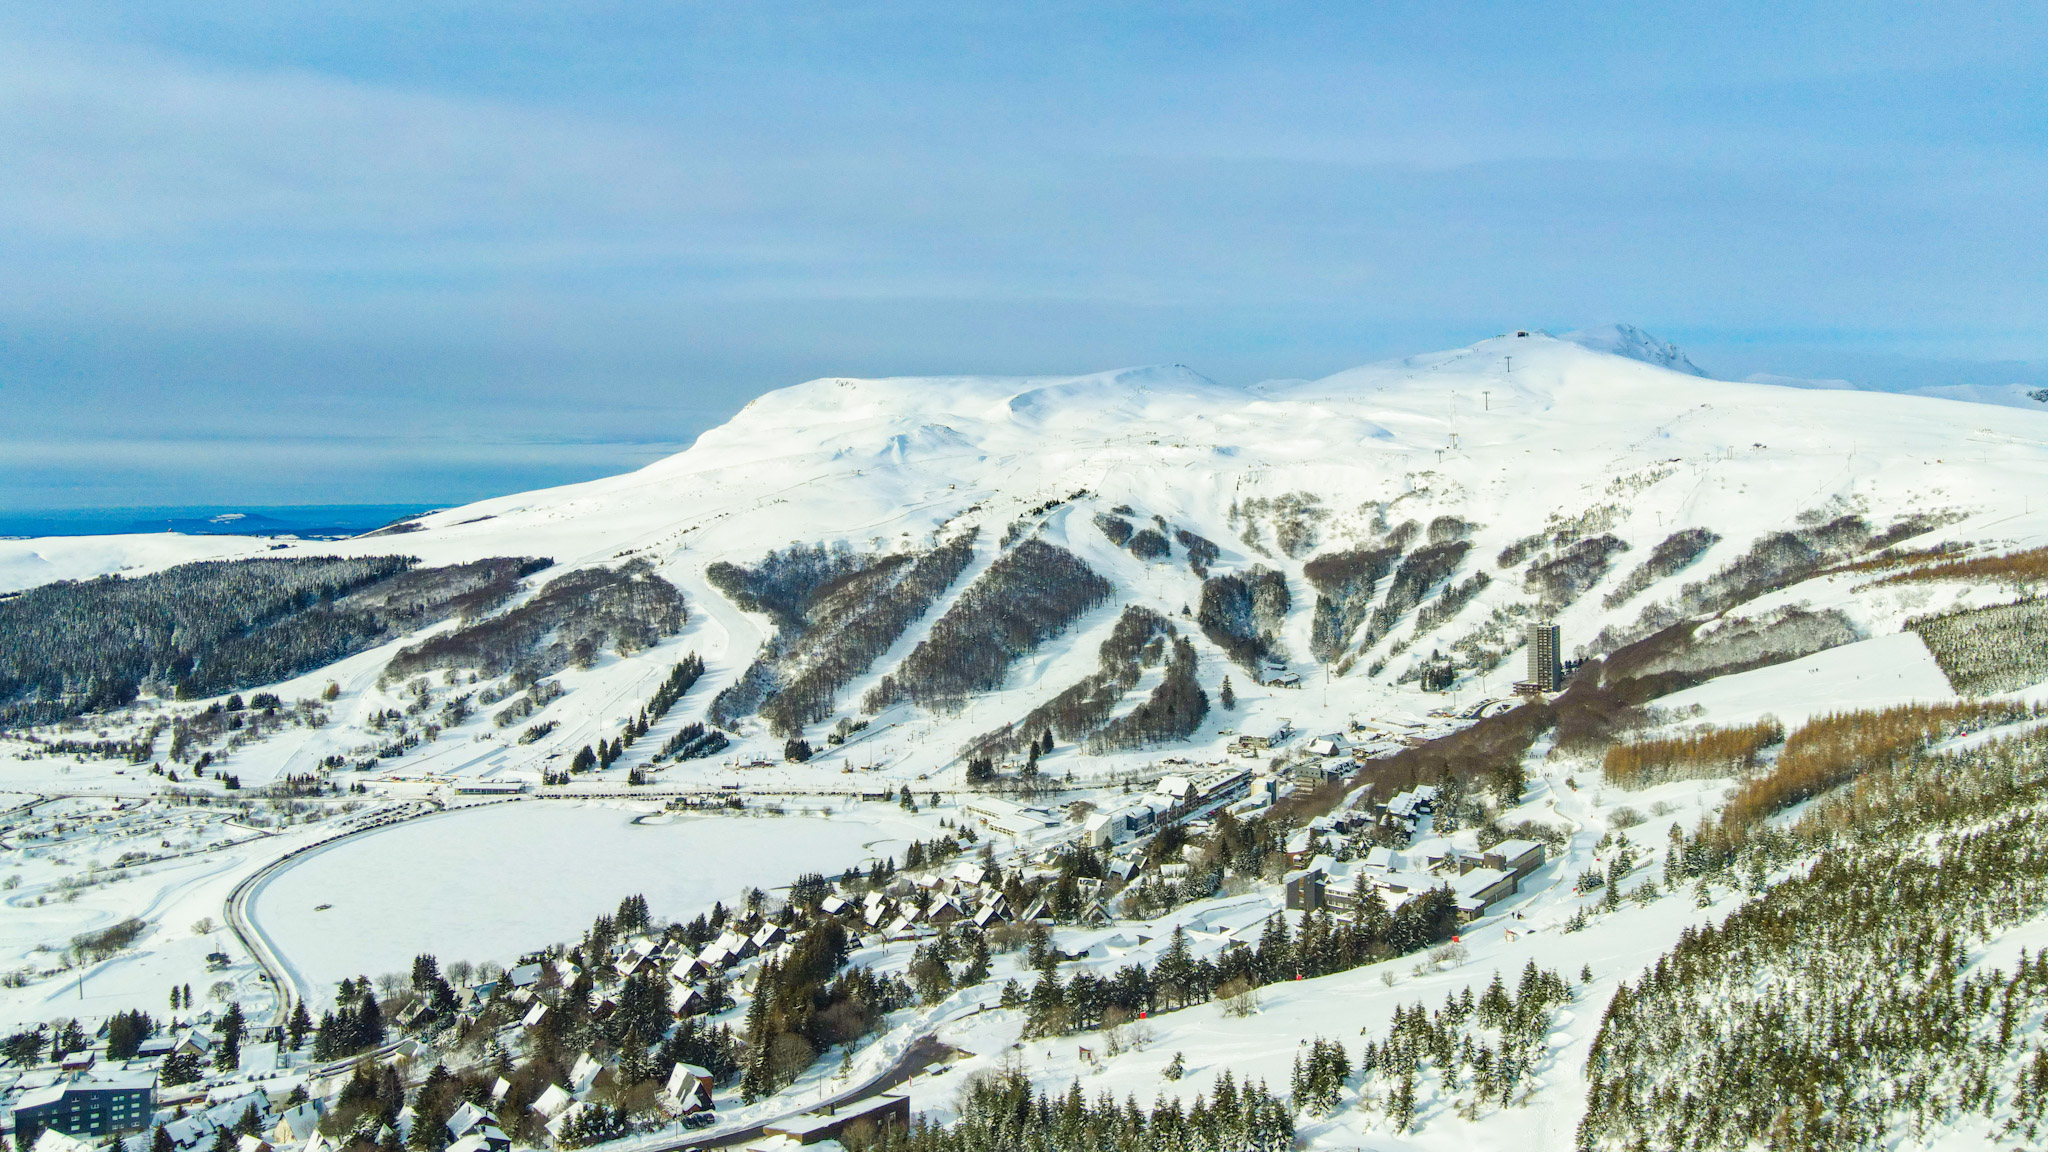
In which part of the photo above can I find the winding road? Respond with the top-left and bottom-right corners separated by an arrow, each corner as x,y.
223,801 -> 438,1029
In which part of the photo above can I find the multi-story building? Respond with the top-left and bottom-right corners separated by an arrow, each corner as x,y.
10,1069 -> 157,1145
1526,622 -> 1561,692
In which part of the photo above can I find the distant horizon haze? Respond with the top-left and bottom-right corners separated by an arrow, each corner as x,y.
5,4 -> 2046,508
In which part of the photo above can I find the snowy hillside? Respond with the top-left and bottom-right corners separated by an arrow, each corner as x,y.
8,331 -> 2048,1152
7,330 -> 2048,790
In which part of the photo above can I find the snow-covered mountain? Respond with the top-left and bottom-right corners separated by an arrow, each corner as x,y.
6,329 -> 2045,793
1558,323 -> 1709,376
10,330 -> 2048,1152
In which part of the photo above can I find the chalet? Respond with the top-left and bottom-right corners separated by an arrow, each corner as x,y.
672,986 -> 704,1017
171,1031 -> 214,1060
1283,828 -> 1317,867
528,1085 -> 572,1120
542,1102 -> 585,1145
268,1103 -> 324,1145
819,894 -> 851,916
30,1131 -> 93,1152
1019,896 -> 1049,922
520,1003 -> 549,1030
443,1104 -> 507,1152
663,1064 -> 715,1114
750,924 -> 786,951
1362,846 -> 1405,872
568,1052 -> 601,1095
396,1002 -> 434,1031
158,1112 -> 219,1152
926,898 -> 964,926
445,1134 -> 501,1152
615,939 -> 659,979
506,964 -> 543,991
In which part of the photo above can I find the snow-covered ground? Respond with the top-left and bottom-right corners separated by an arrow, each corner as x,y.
1657,630 -> 1956,727
8,330 -> 2048,1149
248,799 -> 938,1008
8,332 -> 2048,797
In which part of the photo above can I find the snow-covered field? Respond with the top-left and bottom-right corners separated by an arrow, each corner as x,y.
1657,630 -> 1956,727
249,800 -> 932,1006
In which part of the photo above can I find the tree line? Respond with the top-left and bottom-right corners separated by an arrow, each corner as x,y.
865,539 -> 1112,712
387,560 -> 683,684
1582,716 -> 2048,1150
0,555 -> 545,726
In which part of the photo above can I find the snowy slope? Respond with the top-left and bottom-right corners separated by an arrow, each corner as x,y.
1558,323 -> 1709,376
7,334 -> 2048,794
12,334 -> 2048,1152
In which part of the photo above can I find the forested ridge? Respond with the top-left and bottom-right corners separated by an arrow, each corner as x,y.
707,534 -> 978,733
962,606 -> 1209,764
865,539 -> 1111,711
1586,722 -> 2048,1150
0,555 -> 547,726
1197,566 -> 1289,672
386,560 -> 684,684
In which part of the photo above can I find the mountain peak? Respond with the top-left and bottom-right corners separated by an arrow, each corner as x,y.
1560,324 -> 1709,377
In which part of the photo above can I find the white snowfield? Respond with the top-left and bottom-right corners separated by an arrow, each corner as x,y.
7,330 -> 2048,1151
249,800 -> 932,1011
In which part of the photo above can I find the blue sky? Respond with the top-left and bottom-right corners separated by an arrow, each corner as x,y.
4,2 -> 2046,509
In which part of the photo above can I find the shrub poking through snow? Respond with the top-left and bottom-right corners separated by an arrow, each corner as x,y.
1602,719 -> 1785,787
1603,527 -> 1719,608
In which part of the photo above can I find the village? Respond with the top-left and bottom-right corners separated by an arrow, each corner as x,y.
0,686 -> 1582,1152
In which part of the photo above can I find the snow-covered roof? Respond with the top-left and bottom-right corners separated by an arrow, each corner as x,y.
530,1085 -> 572,1118
33,1130 -> 94,1152
1489,838 -> 1544,864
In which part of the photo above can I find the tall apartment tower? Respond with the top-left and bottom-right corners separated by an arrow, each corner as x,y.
1526,622 -> 1561,691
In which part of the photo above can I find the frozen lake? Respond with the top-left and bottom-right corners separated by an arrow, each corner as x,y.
251,800 -> 916,1006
